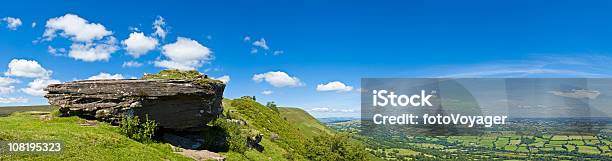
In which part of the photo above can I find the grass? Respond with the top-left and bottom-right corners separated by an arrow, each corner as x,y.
0,112 -> 191,161
221,99 -> 306,160
278,107 -> 334,138
141,69 -> 224,87
0,105 -> 52,117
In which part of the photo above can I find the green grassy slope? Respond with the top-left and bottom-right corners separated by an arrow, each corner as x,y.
278,107 -> 334,138
0,112 -> 191,161
0,105 -> 52,116
0,100 -> 366,161
221,98 -> 309,160
222,99 -> 374,161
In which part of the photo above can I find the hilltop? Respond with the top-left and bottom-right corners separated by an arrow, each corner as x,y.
278,107 -> 334,138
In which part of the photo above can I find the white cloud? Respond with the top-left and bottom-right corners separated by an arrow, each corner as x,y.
261,90 -> 273,95
122,61 -> 143,68
152,16 -> 167,39
0,77 -> 19,94
316,81 -> 353,92
212,75 -> 230,84
310,107 -> 331,112
47,46 -> 66,56
0,97 -> 28,103
0,77 -> 19,87
31,22 -> 36,28
2,17 -> 22,30
250,48 -> 258,54
122,32 -> 158,58
273,50 -> 284,55
43,14 -> 112,42
21,78 -> 61,96
309,107 -> 356,113
243,36 -> 251,41
87,73 -> 125,80
5,59 -> 52,78
252,38 -> 269,50
68,37 -> 118,61
154,37 -> 212,71
252,71 -> 303,87
548,89 -> 600,99
43,14 -> 117,62
0,86 -> 15,95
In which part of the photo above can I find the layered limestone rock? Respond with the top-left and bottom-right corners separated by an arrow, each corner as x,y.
44,78 -> 225,131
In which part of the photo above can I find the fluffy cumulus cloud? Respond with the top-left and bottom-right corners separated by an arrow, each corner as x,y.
4,59 -> 52,78
252,71 -> 303,87
68,37 -> 118,61
122,61 -> 143,68
87,73 -> 125,80
2,17 -> 22,30
212,75 -> 230,84
43,14 -> 112,42
316,81 -> 353,92
152,16 -> 167,39
21,79 -> 61,96
154,37 -> 212,71
548,89 -> 600,99
261,90 -> 273,95
43,14 -> 117,62
0,97 -> 28,103
0,77 -> 19,94
122,32 -> 158,58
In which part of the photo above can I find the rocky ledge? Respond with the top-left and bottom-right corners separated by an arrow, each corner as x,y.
44,78 -> 225,131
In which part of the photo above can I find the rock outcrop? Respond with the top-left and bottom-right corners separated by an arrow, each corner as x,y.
44,78 -> 225,131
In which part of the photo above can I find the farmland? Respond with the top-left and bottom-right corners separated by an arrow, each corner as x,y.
326,118 -> 612,160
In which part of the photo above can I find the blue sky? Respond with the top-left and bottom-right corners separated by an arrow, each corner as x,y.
1,0 -> 612,117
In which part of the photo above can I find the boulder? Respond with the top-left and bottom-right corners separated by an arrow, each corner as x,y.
44,78 -> 225,131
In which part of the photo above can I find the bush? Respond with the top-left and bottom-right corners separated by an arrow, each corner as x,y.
266,102 -> 279,114
305,132 -> 369,161
212,117 -> 248,153
119,115 -> 158,143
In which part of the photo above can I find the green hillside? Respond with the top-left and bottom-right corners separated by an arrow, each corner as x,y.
278,107 -> 334,138
0,105 -> 52,116
0,98 -> 370,161
0,112 -> 191,161
221,98 -> 371,161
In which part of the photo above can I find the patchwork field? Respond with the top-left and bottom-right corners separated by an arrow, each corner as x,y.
326,119 -> 612,160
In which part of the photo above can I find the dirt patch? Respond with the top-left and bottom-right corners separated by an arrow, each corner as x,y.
176,148 -> 225,161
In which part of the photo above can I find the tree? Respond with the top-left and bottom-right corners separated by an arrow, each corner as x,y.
266,101 -> 279,113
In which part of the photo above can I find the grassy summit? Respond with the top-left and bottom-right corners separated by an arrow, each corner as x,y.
142,69 -> 224,87
142,70 -> 205,80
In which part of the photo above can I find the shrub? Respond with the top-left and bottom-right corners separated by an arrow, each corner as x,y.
212,117 -> 247,153
305,132 -> 369,161
266,101 -> 279,113
119,115 -> 158,143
